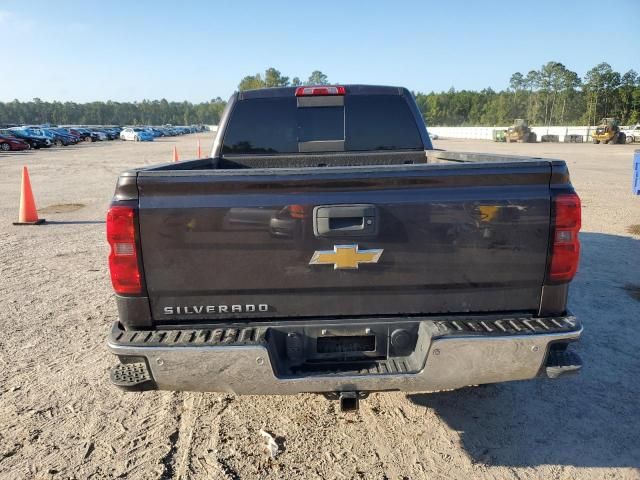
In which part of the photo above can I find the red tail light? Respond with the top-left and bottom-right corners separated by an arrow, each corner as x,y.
295,86 -> 345,97
287,204 -> 307,219
106,206 -> 142,295
548,193 -> 581,282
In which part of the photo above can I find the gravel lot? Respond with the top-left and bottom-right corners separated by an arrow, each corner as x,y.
1,134 -> 639,479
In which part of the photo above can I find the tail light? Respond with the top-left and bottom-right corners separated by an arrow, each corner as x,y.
106,206 -> 142,295
548,193 -> 581,282
295,86 -> 345,96
287,204 -> 308,219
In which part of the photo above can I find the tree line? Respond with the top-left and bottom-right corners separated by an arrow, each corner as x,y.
0,68 -> 330,126
415,62 -> 639,126
1,62 -> 638,127
0,98 -> 227,127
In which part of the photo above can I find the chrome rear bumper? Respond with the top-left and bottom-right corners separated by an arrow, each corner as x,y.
107,315 -> 582,394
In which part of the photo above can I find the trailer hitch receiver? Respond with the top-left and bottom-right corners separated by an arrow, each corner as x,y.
339,391 -> 359,412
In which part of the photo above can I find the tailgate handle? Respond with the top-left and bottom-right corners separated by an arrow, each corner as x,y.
313,204 -> 378,237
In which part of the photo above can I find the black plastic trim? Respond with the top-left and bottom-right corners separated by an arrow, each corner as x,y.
116,295 -> 153,328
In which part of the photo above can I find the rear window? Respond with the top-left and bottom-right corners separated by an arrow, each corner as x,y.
222,97 -> 297,154
345,95 -> 423,151
222,94 -> 423,154
297,106 -> 344,142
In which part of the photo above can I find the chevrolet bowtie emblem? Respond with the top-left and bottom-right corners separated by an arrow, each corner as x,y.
309,244 -> 383,270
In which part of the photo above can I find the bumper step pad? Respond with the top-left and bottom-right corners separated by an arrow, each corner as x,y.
545,348 -> 583,378
111,325 -> 266,347
110,362 -> 155,391
436,315 -> 577,336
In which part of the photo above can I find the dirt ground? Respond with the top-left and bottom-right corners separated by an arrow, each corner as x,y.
0,134 -> 639,480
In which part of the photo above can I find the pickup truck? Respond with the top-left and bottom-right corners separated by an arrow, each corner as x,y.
622,124 -> 640,143
107,85 -> 582,411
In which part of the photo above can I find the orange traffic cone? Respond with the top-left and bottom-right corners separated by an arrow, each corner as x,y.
197,140 -> 202,159
13,166 -> 45,225
173,146 -> 179,162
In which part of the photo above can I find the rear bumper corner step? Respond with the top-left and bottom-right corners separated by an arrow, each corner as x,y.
110,362 -> 156,392
545,348 -> 583,379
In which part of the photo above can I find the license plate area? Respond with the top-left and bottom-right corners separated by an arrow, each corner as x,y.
273,321 -> 421,375
303,326 -> 389,363
317,335 -> 376,354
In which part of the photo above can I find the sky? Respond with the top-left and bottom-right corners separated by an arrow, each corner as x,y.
0,0 -> 638,103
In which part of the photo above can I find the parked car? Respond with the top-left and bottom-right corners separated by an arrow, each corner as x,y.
16,127 -> 68,146
622,124 -> 640,143
91,128 -> 116,140
147,127 -> 165,137
3,129 -> 51,149
141,127 -> 160,138
51,128 -> 81,144
103,127 -> 123,140
0,134 -> 30,151
120,127 -> 155,142
72,128 -> 100,142
40,128 -> 79,146
91,129 -> 109,141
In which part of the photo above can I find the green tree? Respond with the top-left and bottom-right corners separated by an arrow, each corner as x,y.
558,69 -> 581,124
583,62 -> 621,124
264,68 -> 289,87
536,61 -> 566,125
619,70 -> 638,124
306,70 -> 329,85
238,74 -> 265,91
508,72 -> 526,119
523,70 -> 540,120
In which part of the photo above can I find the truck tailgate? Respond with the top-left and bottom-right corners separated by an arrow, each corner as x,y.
136,162 -> 552,322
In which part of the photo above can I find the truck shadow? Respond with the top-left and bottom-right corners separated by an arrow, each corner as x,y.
408,231 -> 640,468
45,220 -> 105,225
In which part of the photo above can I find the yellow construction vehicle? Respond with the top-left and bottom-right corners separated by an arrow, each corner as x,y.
591,118 -> 626,144
505,119 -> 537,143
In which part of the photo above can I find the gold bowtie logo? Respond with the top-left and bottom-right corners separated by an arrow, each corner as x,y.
309,245 -> 383,270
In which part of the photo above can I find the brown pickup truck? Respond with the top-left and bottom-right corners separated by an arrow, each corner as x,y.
106,85 -> 582,410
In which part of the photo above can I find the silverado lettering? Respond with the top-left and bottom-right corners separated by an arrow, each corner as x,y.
106,84 -> 583,410
163,304 -> 270,315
